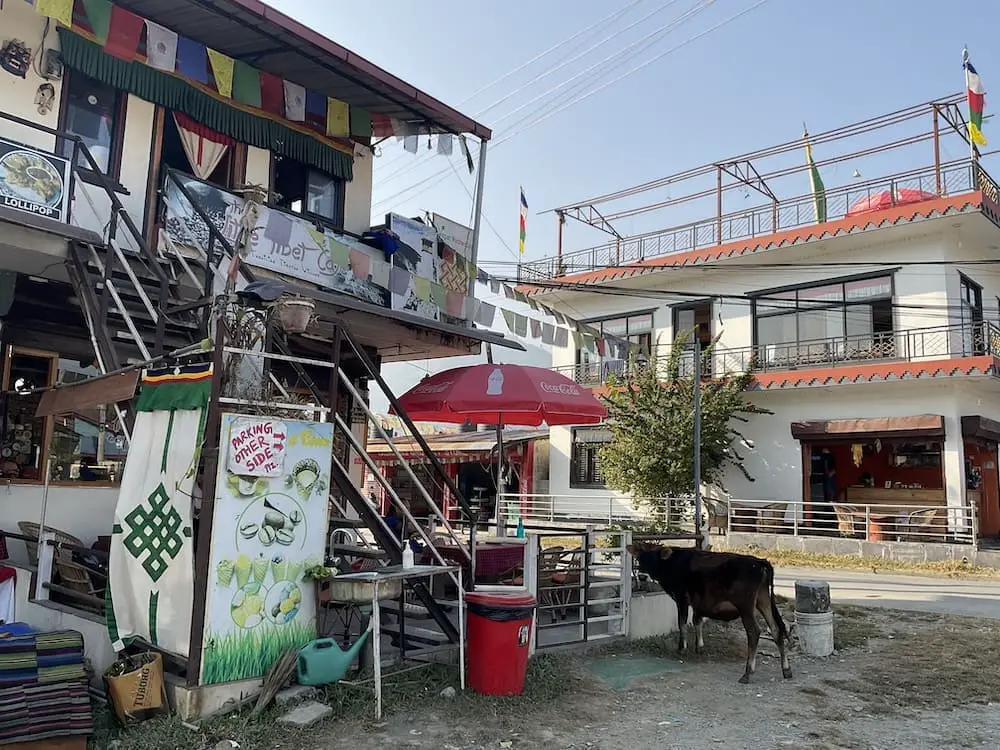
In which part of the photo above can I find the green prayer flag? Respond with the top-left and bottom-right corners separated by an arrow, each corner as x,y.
327,236 -> 350,268
429,282 -> 447,309
82,0 -> 112,44
232,60 -> 262,108
412,276 -> 431,302
501,309 -> 517,332
350,107 -> 372,138
514,313 -> 529,337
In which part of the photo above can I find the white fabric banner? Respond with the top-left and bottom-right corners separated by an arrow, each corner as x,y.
107,406 -> 203,656
174,114 -> 229,181
283,80 -> 306,122
145,20 -> 179,72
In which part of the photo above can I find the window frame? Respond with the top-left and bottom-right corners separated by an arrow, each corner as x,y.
57,68 -> 128,182
750,271 -> 896,349
570,426 -> 610,489
575,309 -> 656,366
269,153 -> 346,232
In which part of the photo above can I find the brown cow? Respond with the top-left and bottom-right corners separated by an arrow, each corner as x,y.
627,542 -> 792,683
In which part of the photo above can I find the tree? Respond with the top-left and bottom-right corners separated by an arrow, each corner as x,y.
598,330 -> 771,521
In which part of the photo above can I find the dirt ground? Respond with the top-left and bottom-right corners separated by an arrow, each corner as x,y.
99,604 -> 1000,750
316,606 -> 1000,750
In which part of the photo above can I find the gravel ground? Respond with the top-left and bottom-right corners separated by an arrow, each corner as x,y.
98,606 -> 1000,750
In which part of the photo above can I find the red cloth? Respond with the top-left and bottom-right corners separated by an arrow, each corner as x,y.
259,71 -> 285,117
393,363 -> 607,427
0,566 -> 14,584
104,5 -> 145,61
173,112 -> 235,146
0,533 -> 6,561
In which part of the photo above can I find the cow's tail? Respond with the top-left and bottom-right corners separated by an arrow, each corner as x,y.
764,560 -> 789,641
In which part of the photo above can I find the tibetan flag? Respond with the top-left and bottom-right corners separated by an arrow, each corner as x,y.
81,0 -> 112,44
207,48 -> 235,98
965,48 -> 987,148
232,60 -> 261,108
803,129 -> 827,224
145,20 -> 178,72
259,71 -> 285,116
176,36 -> 210,85
104,5 -> 144,61
350,107 -> 372,138
519,187 -> 528,255
305,90 -> 327,133
35,0 -> 73,28
283,80 -> 306,122
326,98 -> 350,137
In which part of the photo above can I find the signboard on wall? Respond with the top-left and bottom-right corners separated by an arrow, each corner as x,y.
200,414 -> 333,686
163,174 -> 389,306
227,417 -> 287,477
0,137 -> 71,222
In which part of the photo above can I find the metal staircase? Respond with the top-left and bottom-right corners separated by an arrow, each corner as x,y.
54,136 -> 474,651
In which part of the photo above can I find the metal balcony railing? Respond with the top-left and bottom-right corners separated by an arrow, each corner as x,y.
520,160 -> 986,281
556,321 -> 1000,387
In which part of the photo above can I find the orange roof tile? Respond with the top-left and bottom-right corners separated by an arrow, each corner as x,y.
750,355 -> 1000,390
522,193 -> 983,294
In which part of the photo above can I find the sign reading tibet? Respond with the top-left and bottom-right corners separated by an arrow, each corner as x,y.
0,137 -> 72,222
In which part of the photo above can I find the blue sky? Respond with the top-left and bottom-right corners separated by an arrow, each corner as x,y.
269,0 -> 1000,407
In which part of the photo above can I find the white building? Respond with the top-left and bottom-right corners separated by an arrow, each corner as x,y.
520,97 -> 1000,552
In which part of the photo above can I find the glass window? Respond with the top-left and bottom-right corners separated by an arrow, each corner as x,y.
59,71 -> 123,174
274,156 -> 344,227
1,349 -> 56,481
571,427 -> 610,488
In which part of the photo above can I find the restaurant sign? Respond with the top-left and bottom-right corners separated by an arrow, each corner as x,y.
0,137 -> 72,222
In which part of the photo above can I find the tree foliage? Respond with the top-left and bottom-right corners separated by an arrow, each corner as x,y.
598,330 -> 771,513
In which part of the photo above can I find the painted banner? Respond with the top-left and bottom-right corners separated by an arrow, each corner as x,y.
200,414 -> 333,685
162,174 -> 389,307
388,212 -> 440,322
0,137 -> 72,222
107,365 -> 213,657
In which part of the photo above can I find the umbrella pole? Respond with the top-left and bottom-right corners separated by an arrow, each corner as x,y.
495,418 -> 506,538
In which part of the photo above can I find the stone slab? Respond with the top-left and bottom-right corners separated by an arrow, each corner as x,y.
277,700 -> 333,728
275,684 -> 318,706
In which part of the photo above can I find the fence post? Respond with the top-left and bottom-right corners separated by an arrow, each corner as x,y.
793,502 -> 799,536
864,506 -> 871,541
621,529 -> 633,638
525,533 -> 539,656
608,497 -> 613,526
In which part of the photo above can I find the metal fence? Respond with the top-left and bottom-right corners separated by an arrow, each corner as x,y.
726,498 -> 977,545
553,321 -> 1000,387
520,160 -> 978,280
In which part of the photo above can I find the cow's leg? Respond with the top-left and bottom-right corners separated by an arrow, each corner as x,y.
693,614 -> 705,654
675,598 -> 690,654
738,609 -> 761,684
757,591 -> 793,679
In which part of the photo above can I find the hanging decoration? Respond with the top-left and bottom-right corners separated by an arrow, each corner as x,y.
173,112 -> 233,180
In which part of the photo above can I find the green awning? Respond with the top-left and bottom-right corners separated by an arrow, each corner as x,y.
57,28 -> 353,181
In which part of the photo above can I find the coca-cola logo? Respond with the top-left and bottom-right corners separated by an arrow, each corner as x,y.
540,382 -> 581,396
413,381 -> 453,394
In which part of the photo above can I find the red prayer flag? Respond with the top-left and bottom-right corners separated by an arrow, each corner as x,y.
259,71 -> 285,117
371,113 -> 396,138
104,5 -> 144,61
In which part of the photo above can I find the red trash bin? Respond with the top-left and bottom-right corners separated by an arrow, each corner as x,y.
465,591 -> 536,696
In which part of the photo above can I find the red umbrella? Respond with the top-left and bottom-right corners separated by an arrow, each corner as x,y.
846,188 -> 937,217
393,364 -> 607,427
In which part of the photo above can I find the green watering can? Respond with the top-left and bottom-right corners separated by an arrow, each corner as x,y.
297,627 -> 372,686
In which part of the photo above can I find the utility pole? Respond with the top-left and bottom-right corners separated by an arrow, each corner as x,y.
693,338 -> 704,549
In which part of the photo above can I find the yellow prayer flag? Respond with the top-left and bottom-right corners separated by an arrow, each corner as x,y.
207,48 -> 235,98
35,0 -> 74,27
326,98 -> 350,138
306,227 -> 327,250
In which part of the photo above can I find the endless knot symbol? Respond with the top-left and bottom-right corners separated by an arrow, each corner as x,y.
123,483 -> 185,582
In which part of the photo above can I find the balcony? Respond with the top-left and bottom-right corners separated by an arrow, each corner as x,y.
520,160 -> 988,281
557,322 -> 1000,388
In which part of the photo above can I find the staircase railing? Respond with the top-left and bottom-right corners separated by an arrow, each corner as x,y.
159,169 -> 475,565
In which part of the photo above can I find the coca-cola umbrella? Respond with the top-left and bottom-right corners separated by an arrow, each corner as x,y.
393,363 -> 607,427
846,188 -> 937,217
393,364 -> 607,533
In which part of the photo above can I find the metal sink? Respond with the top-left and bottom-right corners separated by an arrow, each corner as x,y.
325,574 -> 402,604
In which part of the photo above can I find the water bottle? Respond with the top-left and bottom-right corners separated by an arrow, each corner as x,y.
516,517 -> 525,538
401,543 -> 415,570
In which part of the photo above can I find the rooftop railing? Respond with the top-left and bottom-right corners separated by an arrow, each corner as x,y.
554,321 -> 1000,387
520,160 -> 987,281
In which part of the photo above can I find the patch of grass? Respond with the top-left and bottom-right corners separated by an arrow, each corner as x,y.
826,615 -> 1000,713
831,605 -> 877,651
201,622 -> 316,685
91,654 -> 581,750
728,546 -> 1000,579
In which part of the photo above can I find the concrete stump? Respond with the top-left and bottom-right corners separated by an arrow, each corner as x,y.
794,579 -> 831,614
793,579 -> 834,657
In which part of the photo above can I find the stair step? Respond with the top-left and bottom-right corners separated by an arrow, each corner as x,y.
379,602 -> 434,620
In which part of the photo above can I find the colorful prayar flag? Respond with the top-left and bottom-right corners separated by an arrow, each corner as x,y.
964,48 -> 987,148
803,128 -> 827,223
34,0 -> 74,28
106,364 -> 212,657
519,187 -> 528,255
